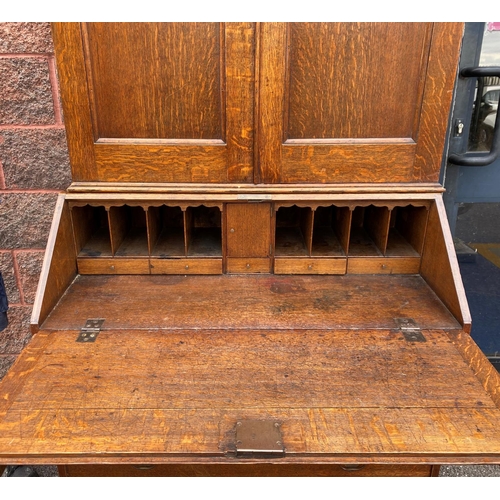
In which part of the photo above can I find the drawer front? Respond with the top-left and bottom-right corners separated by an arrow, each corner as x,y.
77,258 -> 150,275
347,257 -> 421,274
226,258 -> 271,273
61,464 -> 435,477
150,258 -> 222,275
274,258 -> 347,274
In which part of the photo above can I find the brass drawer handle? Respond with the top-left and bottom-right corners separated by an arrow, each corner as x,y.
133,465 -> 155,470
341,465 -> 366,471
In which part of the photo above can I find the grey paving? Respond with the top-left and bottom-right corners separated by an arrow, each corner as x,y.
439,465 -> 500,477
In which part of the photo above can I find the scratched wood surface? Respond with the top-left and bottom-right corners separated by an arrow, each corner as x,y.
1,329 -> 500,463
40,274 -> 459,331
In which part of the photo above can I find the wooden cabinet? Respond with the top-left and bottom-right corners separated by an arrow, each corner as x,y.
2,22 -> 500,476
53,22 -> 460,185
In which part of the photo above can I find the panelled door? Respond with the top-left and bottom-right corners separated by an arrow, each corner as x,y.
256,23 -> 463,184
53,22 -> 464,185
52,22 -> 256,183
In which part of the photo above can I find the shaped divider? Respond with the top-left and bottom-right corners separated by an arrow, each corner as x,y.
185,206 -> 222,257
311,206 -> 350,257
348,206 -> 390,257
275,206 -> 313,256
109,206 -> 149,257
386,206 -> 428,257
71,205 -> 112,258
148,206 -> 185,258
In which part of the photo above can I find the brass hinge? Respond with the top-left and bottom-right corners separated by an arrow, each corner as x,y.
234,420 -> 285,458
395,317 -> 426,342
76,318 -> 104,343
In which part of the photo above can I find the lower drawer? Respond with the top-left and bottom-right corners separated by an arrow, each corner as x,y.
274,258 -> 346,274
60,464 -> 437,477
226,258 -> 271,273
347,257 -> 421,274
77,258 -> 150,275
150,258 -> 222,274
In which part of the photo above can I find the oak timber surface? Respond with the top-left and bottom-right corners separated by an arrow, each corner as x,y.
1,329 -> 500,462
41,275 -> 459,331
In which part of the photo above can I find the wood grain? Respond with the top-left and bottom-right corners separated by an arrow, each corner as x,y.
449,330 -> 500,409
226,203 -> 271,257
150,258 -> 222,275
334,206 -> 352,254
71,205 -> 112,257
281,143 -> 416,183
413,23 -> 464,181
30,195 -> 77,332
256,22 -> 287,183
254,22 -> 460,184
95,143 -> 228,183
41,274 -> 459,332
9,330 -> 493,410
420,198 -> 471,331
226,258 -> 271,273
225,22 -> 255,183
84,23 -> 223,140
53,23 -> 255,184
274,258 -> 346,275
67,183 -> 446,195
365,206 -> 390,255
77,258 -> 150,275
108,206 -> 128,255
286,23 -> 431,139
51,23 -> 97,181
1,329 -> 500,463
347,257 -> 421,275
393,205 -> 429,255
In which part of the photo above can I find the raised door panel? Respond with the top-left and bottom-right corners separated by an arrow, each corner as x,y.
257,22 -> 463,184
53,22 -> 255,183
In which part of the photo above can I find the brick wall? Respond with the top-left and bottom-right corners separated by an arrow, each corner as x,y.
0,23 -> 71,379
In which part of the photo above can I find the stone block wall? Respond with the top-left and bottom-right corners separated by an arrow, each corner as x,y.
0,23 -> 71,379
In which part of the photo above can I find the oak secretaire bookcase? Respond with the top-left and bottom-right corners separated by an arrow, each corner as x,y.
1,22 -> 500,477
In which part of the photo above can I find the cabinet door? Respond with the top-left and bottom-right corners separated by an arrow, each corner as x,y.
226,203 -> 272,273
53,23 -> 255,183
256,23 -> 463,184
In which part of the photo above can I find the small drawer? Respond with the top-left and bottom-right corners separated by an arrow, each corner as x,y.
226,258 -> 271,273
150,258 -> 222,275
77,257 -> 150,275
274,258 -> 347,275
347,257 -> 421,274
